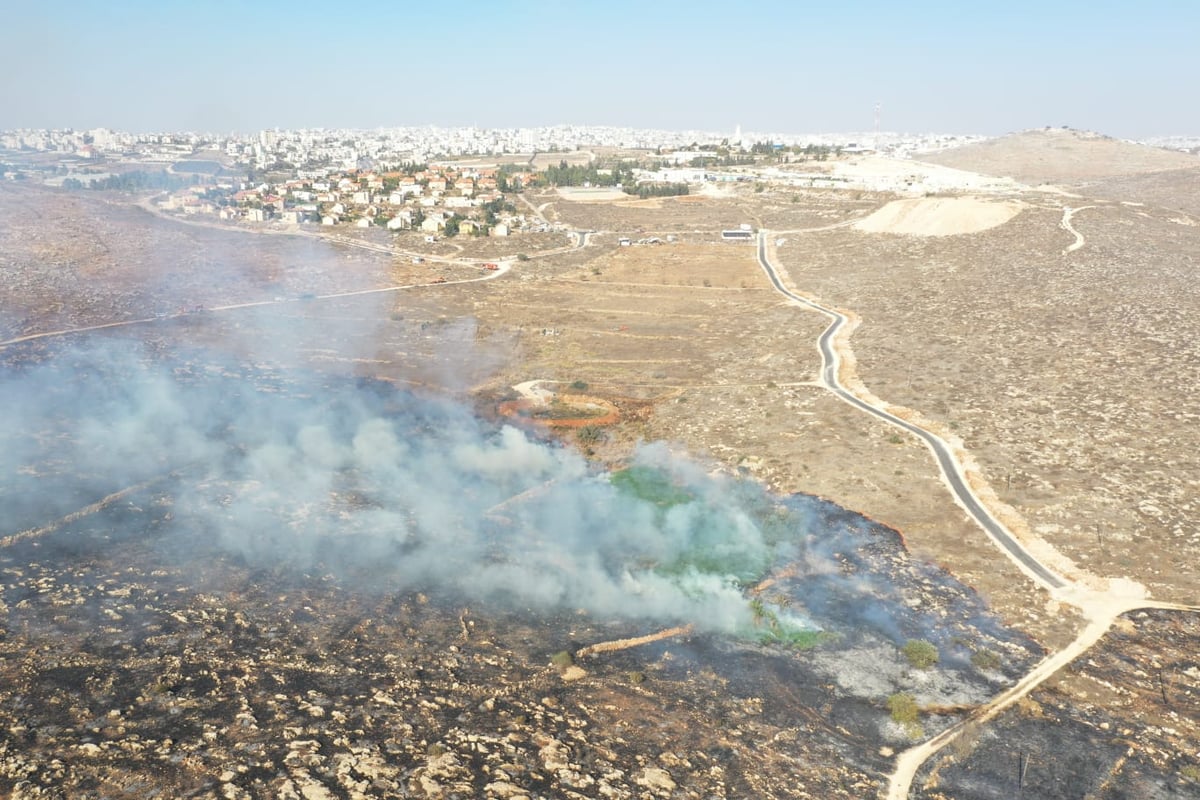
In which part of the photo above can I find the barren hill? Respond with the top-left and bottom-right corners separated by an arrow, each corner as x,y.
917,127 -> 1200,185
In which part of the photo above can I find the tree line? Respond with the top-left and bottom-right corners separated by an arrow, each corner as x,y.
61,170 -> 201,192
533,160 -> 637,188
622,182 -> 689,198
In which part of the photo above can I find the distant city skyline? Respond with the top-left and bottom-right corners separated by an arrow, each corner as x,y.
2,0 -> 1198,138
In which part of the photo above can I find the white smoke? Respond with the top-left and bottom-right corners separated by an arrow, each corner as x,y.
1,341 -> 806,634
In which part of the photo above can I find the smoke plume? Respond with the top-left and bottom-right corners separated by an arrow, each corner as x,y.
4,325 -> 1031,663
2,340 -> 809,634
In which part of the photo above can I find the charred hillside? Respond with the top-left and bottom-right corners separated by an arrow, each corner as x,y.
0,347 -> 1044,799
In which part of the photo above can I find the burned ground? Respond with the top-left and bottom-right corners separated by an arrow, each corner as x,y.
0,443 -> 1041,800
912,609 -> 1200,799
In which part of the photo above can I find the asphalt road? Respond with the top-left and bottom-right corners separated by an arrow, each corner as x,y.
755,232 -> 1067,590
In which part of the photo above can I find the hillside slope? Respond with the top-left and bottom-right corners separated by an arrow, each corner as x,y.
917,128 -> 1200,185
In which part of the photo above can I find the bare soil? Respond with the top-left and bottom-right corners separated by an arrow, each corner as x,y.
918,128 -> 1200,185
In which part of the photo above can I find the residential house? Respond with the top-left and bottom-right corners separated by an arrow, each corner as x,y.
420,213 -> 446,232
386,211 -> 413,231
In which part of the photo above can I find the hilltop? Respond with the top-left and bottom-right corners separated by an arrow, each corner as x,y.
916,127 -> 1200,186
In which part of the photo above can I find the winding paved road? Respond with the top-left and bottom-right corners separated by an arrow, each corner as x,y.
754,232 -> 1067,590
752,229 -> 1200,799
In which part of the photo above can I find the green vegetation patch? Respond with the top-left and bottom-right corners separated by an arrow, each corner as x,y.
757,627 -> 835,650
902,639 -> 940,669
887,692 -> 920,724
610,466 -> 694,508
750,597 -> 832,650
887,692 -> 925,739
970,649 -> 1002,671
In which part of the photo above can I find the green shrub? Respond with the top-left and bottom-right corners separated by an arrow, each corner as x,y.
902,639 -> 939,669
887,692 -> 919,724
550,650 -> 574,671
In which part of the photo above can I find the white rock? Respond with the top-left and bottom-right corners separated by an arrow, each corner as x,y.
635,767 -> 676,795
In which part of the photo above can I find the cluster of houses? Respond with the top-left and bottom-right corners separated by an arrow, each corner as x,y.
158,164 -> 537,237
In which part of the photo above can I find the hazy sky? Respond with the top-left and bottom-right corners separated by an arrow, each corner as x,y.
1,0 -> 1196,137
